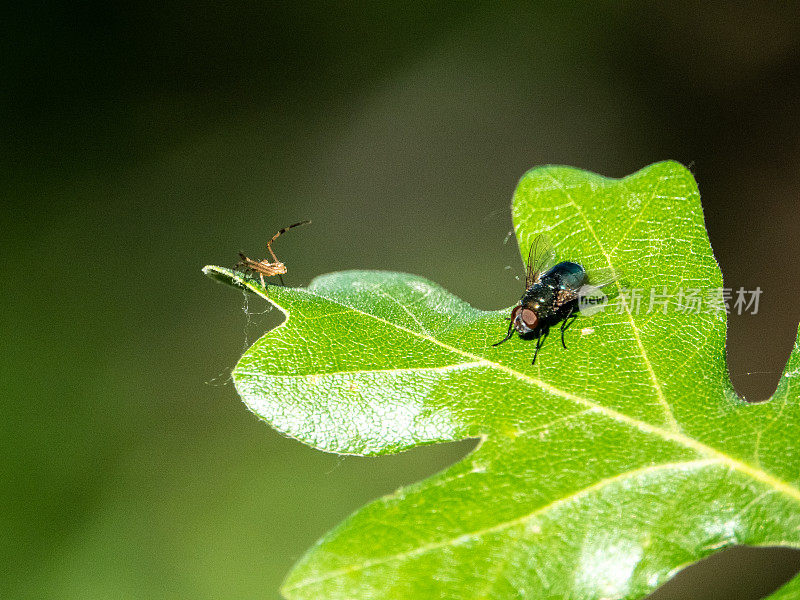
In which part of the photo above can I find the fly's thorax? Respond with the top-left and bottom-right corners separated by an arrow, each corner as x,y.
547,261 -> 587,290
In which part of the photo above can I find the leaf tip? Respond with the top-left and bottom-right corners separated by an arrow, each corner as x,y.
203,264 -> 246,288
634,159 -> 698,185
203,264 -> 273,299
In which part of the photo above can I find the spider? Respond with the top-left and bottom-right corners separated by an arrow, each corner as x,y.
235,220 -> 310,289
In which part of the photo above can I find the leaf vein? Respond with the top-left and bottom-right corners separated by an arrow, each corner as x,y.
543,170 -> 680,433
215,267 -> 800,511
283,459 -> 723,591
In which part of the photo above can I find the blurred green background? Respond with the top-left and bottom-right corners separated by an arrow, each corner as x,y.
4,3 -> 800,599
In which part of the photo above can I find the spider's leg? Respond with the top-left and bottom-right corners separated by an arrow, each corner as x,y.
266,239 -> 280,263
266,220 -> 311,262
234,252 -> 248,271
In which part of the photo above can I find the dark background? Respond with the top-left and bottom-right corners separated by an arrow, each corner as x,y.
4,2 -> 800,598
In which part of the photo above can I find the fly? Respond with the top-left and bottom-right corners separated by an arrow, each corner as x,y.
235,221 -> 311,289
493,235 -> 614,365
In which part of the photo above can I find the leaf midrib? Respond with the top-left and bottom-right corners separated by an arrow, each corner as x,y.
211,265 -> 800,512
541,170 -> 679,432
203,267 -> 800,518
212,267 -> 800,509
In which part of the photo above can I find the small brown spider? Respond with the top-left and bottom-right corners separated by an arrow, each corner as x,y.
235,220 -> 310,289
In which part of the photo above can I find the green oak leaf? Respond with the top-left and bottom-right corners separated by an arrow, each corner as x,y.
204,161 -> 800,600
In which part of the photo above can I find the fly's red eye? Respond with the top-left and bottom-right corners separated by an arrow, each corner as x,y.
520,309 -> 538,329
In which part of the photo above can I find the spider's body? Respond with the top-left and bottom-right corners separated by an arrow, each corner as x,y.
235,220 -> 310,290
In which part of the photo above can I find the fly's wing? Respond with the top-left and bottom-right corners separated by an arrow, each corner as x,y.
571,265 -> 627,316
525,234 -> 558,288
584,265 -> 627,300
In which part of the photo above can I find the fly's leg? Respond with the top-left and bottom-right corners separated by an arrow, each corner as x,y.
560,305 -> 579,349
259,273 -> 266,289
278,274 -> 286,286
493,320 -> 515,347
532,328 -> 548,365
